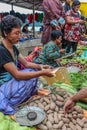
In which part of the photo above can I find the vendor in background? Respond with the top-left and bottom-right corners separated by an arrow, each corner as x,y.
64,0 -> 85,53
34,30 -> 65,68
64,87 -> 87,114
41,0 -> 65,45
39,25 -> 43,34
63,0 -> 71,12
22,23 -> 30,38
0,15 -> 53,115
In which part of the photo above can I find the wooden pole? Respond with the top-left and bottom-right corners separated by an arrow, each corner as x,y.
11,3 -> 13,11
33,0 -> 35,38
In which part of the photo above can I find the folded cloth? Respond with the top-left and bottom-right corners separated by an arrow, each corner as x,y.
50,19 -> 58,27
58,17 -> 65,25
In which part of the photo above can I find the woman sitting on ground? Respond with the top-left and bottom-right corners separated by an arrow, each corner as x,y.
0,15 -> 53,115
34,30 -> 65,67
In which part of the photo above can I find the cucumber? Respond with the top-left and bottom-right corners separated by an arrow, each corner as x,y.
76,101 -> 87,110
54,82 -> 77,94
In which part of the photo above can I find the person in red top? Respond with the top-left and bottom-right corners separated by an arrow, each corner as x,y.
64,0 -> 85,53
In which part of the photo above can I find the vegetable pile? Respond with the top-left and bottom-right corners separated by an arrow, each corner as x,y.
25,87 -> 87,130
69,68 -> 87,90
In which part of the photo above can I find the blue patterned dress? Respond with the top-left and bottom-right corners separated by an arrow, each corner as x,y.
0,44 -> 38,115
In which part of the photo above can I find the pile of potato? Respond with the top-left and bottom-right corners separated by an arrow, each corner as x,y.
27,88 -> 87,130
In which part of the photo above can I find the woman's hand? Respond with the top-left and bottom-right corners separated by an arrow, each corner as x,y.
60,49 -> 65,54
78,20 -> 85,24
42,68 -> 54,77
63,99 -> 75,114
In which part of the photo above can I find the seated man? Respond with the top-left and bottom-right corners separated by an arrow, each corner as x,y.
34,30 -> 65,67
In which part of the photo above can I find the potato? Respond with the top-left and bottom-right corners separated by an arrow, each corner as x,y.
77,118 -> 84,127
56,101 -> 64,107
78,114 -> 83,119
76,124 -> 82,130
71,118 -> 76,125
46,121 -> 53,129
72,114 -> 78,119
55,106 -> 59,112
45,104 -> 50,111
57,121 -> 63,128
53,124 -> 59,129
62,118 -> 69,123
44,97 -> 50,104
38,103 -> 44,109
62,125 -> 67,130
40,98 -> 44,103
82,117 -> 87,123
58,114 -> 62,121
74,106 -> 83,113
50,102 -> 56,110
48,114 -> 54,123
51,94 -> 56,101
43,117 -> 47,125
47,110 -> 53,114
42,101 -> 47,107
54,112 -> 59,124
37,124 -> 48,130
82,128 -> 87,130
56,95 -> 64,102
69,122 -> 76,130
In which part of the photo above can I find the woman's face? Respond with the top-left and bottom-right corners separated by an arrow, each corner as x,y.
5,27 -> 22,44
73,5 -> 80,13
56,36 -> 62,45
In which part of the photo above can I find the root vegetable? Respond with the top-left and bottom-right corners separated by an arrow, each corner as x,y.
48,114 -> 54,123
53,124 -> 59,129
42,102 -> 47,107
37,124 -> 48,130
57,121 -> 63,128
62,125 -> 67,130
43,97 -> 50,104
77,118 -> 84,127
69,122 -> 76,130
45,104 -> 50,111
55,106 -> 59,112
74,106 -> 83,113
56,101 -> 64,107
50,102 -> 56,110
47,110 -> 53,114
46,121 -> 53,129
62,118 -> 69,123
38,103 -> 44,109
51,94 -> 56,101
76,124 -> 82,130
56,95 -> 64,102
54,112 -> 59,123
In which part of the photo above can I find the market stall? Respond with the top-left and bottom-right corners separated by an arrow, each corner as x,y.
0,1 -> 87,130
